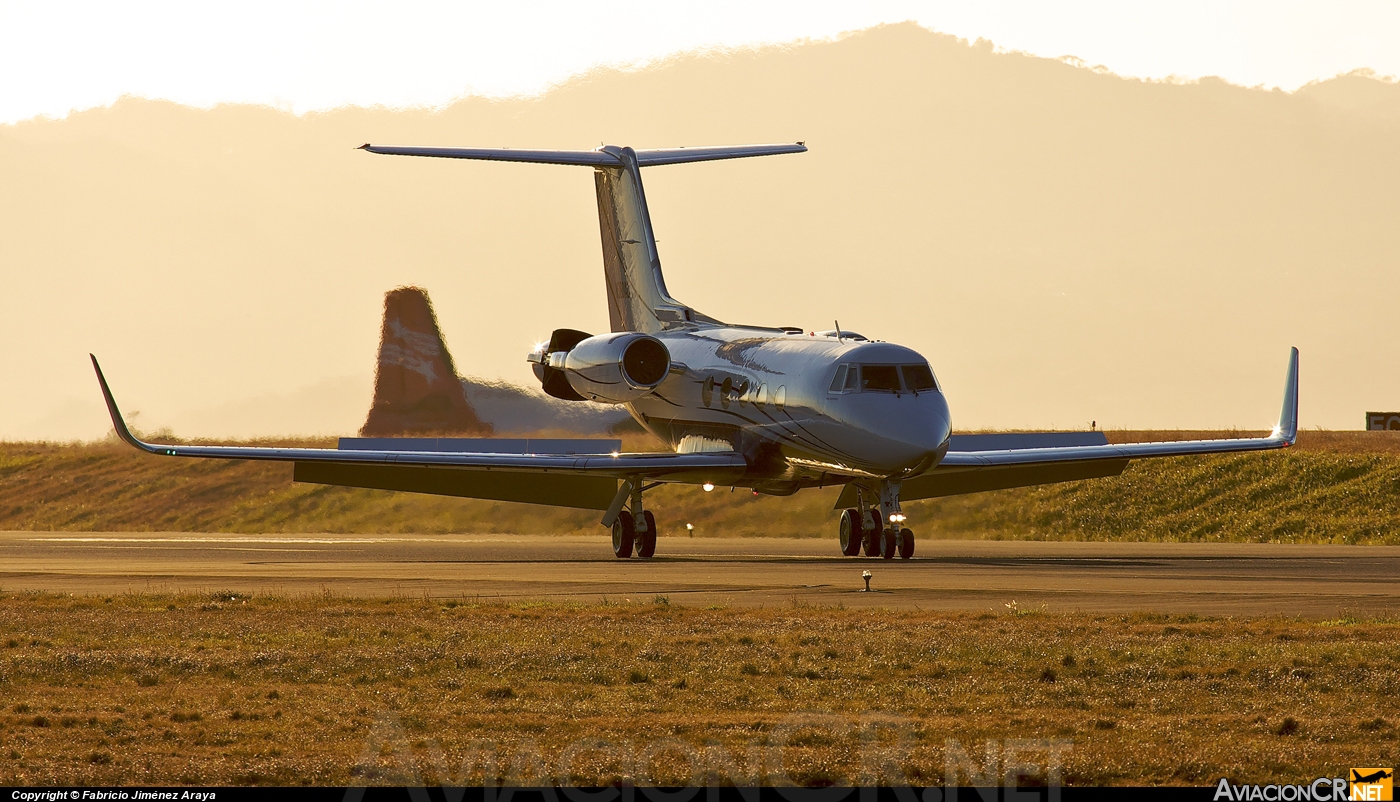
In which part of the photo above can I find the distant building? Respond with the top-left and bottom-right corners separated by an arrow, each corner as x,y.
1367,412 -> 1400,431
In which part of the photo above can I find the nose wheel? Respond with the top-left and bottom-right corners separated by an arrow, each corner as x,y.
897,528 -> 915,559
879,528 -> 897,559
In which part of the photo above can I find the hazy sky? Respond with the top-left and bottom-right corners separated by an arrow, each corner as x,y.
2,0 -> 1398,125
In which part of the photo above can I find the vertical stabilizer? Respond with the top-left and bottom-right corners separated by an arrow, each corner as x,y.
593,147 -> 704,333
362,287 -> 493,436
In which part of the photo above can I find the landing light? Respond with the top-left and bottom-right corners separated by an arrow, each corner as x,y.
889,513 -> 907,523
610,451 -> 620,458
703,482 -> 715,492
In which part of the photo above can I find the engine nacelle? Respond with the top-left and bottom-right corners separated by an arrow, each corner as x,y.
561,332 -> 672,404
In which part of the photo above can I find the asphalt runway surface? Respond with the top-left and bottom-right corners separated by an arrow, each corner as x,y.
2,532 -> 1397,616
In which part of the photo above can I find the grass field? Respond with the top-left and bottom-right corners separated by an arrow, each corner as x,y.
0,594 -> 1394,786
2,431 -> 1399,543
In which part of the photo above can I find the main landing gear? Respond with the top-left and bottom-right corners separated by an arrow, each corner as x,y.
609,480 -> 658,559
838,481 -> 914,560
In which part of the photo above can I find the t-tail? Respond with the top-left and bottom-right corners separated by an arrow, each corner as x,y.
358,142 -> 806,333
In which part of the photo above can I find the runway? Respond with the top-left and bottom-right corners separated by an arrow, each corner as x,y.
2,532 -> 1397,616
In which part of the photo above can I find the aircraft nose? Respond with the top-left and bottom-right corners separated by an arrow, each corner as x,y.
855,392 -> 951,472
898,396 -> 952,469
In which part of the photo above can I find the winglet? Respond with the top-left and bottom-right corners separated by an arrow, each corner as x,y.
1275,347 -> 1299,446
90,355 -> 162,455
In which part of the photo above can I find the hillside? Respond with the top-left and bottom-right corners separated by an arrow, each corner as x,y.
4,23 -> 1400,441
2,431 -> 1397,543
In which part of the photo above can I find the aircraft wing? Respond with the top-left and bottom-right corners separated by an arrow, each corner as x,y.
90,356 -> 746,510
836,347 -> 1298,507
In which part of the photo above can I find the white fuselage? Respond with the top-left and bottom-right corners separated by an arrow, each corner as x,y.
625,326 -> 952,493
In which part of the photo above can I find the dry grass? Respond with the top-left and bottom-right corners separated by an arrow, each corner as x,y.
1,430 -> 1398,542
0,593 -> 1394,786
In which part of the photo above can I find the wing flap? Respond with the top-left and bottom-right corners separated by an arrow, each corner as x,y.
833,459 -> 1129,509
293,462 -> 618,510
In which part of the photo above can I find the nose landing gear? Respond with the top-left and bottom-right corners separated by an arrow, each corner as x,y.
838,481 -> 914,560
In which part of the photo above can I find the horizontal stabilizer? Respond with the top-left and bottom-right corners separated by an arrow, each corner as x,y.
633,144 -> 808,166
359,145 -> 619,166
358,143 -> 806,168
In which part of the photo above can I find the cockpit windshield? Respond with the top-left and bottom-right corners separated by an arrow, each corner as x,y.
901,363 -> 938,392
860,365 -> 901,393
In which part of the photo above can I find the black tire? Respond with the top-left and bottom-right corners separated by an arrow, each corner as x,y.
879,528 -> 896,560
863,510 -> 883,556
638,510 -> 658,559
612,511 -> 635,559
898,528 -> 915,560
839,508 -> 863,556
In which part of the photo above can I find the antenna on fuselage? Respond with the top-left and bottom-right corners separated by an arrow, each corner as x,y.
834,320 -> 843,344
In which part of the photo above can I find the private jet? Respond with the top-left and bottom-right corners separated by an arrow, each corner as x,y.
92,142 -> 1299,560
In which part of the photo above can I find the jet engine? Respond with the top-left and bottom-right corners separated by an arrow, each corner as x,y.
528,330 -> 671,404
530,328 -> 591,401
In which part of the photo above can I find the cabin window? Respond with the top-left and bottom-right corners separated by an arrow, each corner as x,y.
775,385 -> 786,410
828,365 -> 847,392
756,384 -> 768,407
860,364 -> 902,393
843,365 -> 860,391
720,377 -> 733,409
901,364 -> 938,392
702,376 -> 714,407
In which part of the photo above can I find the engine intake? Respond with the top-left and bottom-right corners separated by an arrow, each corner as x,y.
563,332 -> 672,404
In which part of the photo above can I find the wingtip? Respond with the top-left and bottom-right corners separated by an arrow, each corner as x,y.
1277,346 -> 1300,446
357,143 -> 372,151
89,355 -> 155,453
